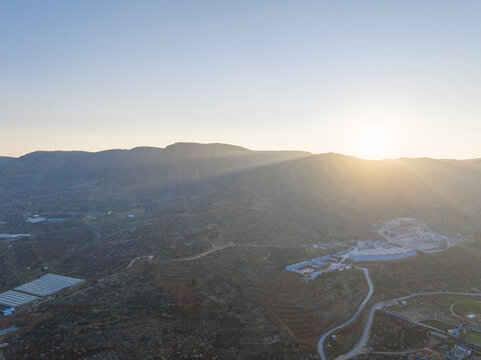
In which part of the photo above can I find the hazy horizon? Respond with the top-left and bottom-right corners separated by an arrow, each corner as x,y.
2,141 -> 480,162
2,1 -> 481,159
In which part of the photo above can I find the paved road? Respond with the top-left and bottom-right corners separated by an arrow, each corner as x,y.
336,291 -> 481,360
335,302 -> 381,360
317,267 -> 374,360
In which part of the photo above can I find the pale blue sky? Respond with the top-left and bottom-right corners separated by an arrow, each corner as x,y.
1,1 -> 481,158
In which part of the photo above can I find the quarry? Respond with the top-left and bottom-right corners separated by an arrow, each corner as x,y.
378,218 -> 469,253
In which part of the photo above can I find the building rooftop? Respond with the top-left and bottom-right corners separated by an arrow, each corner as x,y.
0,290 -> 41,308
14,273 -> 84,297
351,246 -> 414,256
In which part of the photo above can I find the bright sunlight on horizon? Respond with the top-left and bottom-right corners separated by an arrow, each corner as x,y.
357,131 -> 389,160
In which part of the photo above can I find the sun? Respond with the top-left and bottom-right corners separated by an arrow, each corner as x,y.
359,131 -> 388,160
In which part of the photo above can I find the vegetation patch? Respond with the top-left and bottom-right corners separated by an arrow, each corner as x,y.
368,311 -> 429,351
466,331 -> 481,346
444,295 -> 481,313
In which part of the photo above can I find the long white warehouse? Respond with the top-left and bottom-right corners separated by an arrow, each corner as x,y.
349,245 -> 416,261
14,273 -> 84,297
0,290 -> 41,308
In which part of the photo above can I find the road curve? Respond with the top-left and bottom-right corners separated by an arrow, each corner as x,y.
338,291 -> 481,360
317,267 -> 374,360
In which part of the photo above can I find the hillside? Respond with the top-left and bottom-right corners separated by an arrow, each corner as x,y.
0,143 -> 310,218
176,153 -> 481,246
2,145 -> 481,240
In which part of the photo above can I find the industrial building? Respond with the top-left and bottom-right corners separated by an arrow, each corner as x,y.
0,273 -> 84,312
285,261 -> 315,274
309,263 -> 351,280
0,290 -> 41,308
349,245 -> 416,261
311,256 -> 334,266
357,240 -> 376,250
286,255 -> 351,280
2,308 -> 15,316
14,273 -> 84,297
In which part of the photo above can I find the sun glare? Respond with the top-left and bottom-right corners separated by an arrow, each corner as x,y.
359,131 -> 388,160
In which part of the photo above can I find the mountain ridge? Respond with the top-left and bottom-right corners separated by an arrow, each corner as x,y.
1,142 -> 481,237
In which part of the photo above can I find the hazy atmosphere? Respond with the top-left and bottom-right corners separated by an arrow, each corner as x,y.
2,0 -> 481,158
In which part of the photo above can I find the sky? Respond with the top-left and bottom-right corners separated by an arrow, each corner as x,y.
1,1 -> 481,159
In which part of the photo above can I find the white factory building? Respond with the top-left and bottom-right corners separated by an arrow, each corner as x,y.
349,245 -> 416,261
285,255 -> 351,280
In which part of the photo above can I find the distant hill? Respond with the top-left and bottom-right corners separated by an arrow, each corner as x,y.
0,156 -> 13,168
0,143 -> 310,217
177,153 -> 481,244
1,143 -> 481,240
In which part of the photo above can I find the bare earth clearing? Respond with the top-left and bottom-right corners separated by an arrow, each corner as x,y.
377,218 -> 469,253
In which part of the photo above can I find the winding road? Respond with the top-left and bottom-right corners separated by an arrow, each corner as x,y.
317,267 -> 374,360
322,288 -> 481,360
351,292 -> 481,359
126,243 -> 301,268
317,260 -> 481,360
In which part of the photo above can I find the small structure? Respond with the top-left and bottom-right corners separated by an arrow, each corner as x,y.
1,308 -> 15,316
444,345 -> 472,360
26,215 -> 46,223
454,345 -> 471,356
128,214 -> 135,219
357,240 -> 375,250
449,326 -> 465,338
309,263 -> 350,280
309,270 -> 324,280
442,355 -> 458,360
285,261 -> 315,274
0,234 -> 31,239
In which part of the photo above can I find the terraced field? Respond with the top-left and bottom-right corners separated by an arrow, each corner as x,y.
369,246 -> 481,299
136,246 -> 368,345
466,331 -> 481,346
